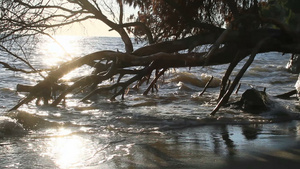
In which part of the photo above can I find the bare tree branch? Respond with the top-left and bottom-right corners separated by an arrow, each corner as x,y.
0,61 -> 49,74
0,44 -> 44,78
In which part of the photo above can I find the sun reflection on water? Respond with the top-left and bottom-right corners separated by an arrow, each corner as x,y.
42,36 -> 78,67
39,127 -> 136,168
40,35 -> 95,81
43,128 -> 91,168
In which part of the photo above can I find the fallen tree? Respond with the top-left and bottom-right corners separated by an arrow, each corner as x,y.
1,0 -> 300,115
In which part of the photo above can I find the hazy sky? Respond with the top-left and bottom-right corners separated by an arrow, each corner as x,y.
55,20 -> 120,37
55,4 -> 137,37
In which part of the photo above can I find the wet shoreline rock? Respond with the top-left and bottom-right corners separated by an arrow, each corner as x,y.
286,54 -> 300,74
231,88 -> 271,114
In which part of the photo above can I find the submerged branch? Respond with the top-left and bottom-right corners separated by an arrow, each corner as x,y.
199,76 -> 214,96
211,37 -> 272,116
275,90 -> 297,99
143,68 -> 167,95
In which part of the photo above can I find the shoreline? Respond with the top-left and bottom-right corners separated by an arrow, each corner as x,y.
93,121 -> 300,169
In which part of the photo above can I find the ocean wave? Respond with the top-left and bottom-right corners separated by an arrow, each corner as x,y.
169,72 -> 221,88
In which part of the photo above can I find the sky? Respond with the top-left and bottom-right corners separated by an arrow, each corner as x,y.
54,3 -> 137,37
55,20 -> 120,37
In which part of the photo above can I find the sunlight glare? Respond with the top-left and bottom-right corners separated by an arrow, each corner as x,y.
60,65 -> 95,81
43,36 -> 78,67
44,128 -> 90,168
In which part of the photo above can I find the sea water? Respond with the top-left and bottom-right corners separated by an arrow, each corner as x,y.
1,36 -> 300,168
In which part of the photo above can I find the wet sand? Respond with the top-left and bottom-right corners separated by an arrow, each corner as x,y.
95,122 -> 300,169
219,145 -> 300,169
98,141 -> 300,169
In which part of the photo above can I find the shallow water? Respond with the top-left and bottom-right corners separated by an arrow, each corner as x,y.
1,36 -> 300,168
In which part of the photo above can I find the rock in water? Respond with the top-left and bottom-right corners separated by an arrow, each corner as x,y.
235,88 -> 270,114
286,54 -> 300,74
295,74 -> 300,94
0,116 -> 26,137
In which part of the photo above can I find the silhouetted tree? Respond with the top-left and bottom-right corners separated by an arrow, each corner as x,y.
1,0 -> 300,115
